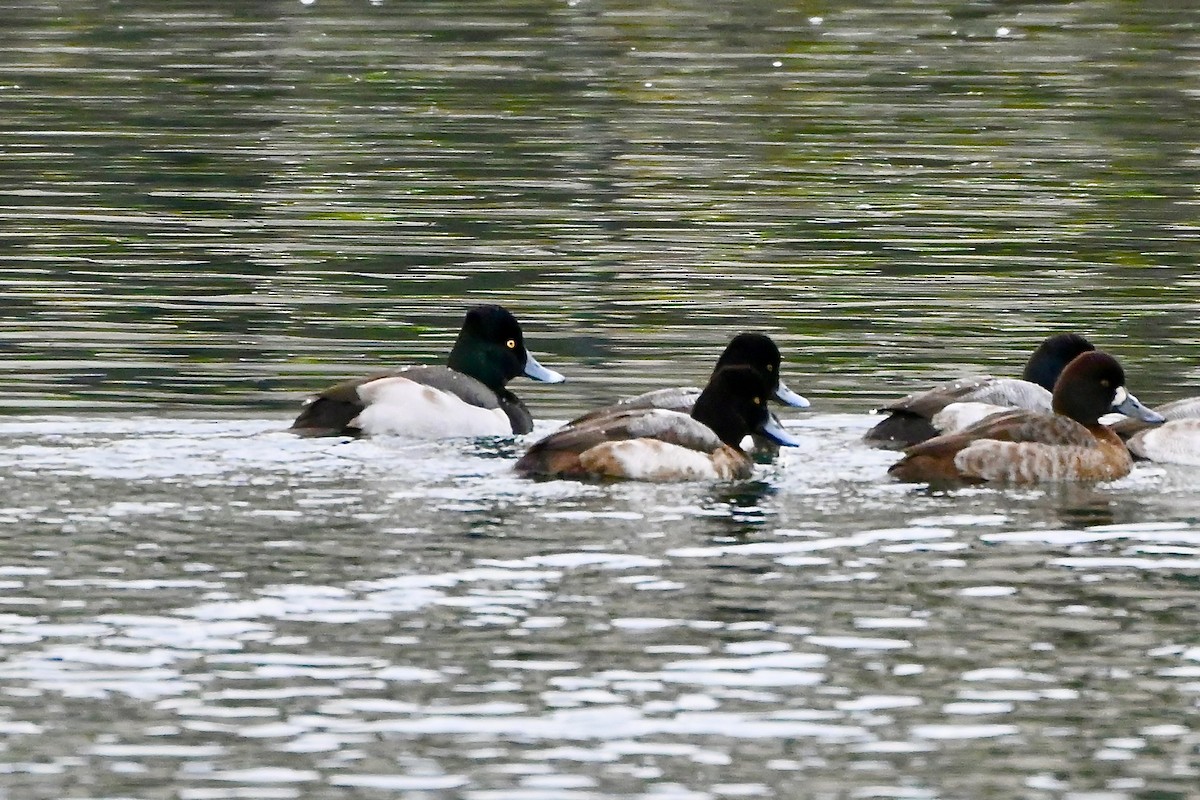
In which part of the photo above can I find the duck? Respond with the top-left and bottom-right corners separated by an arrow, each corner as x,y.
1111,397 -> 1200,466
569,332 -> 809,422
289,305 -> 565,438
864,333 -> 1096,450
514,364 -> 801,481
888,351 -> 1165,485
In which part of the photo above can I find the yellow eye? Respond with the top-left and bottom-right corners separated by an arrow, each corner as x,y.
768,364 -> 776,372
506,339 -> 516,349
1100,379 -> 1110,387
753,396 -> 762,405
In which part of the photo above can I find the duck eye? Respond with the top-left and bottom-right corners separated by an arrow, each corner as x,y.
753,396 -> 762,405
506,339 -> 516,349
768,364 -> 776,372
1100,379 -> 1110,388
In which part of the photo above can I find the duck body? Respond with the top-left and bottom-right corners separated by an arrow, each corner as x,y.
289,305 -> 564,438
515,364 -> 800,482
865,333 -> 1095,450
516,407 -> 753,481
571,332 -> 808,423
889,409 -> 1133,484
869,376 -> 1054,448
1117,397 -> 1200,465
889,351 -> 1163,485
293,366 -> 520,438
573,386 -> 703,419
566,332 -> 808,459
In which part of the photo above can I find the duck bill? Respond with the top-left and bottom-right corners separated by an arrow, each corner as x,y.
773,379 -> 810,409
1112,387 -> 1165,423
758,415 -> 802,447
524,352 -> 566,384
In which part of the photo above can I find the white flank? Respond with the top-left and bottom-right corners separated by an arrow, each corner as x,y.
619,387 -> 703,413
932,402 -> 1010,434
964,379 -> 1053,410
579,440 -> 724,482
619,409 -> 725,451
1128,420 -> 1200,466
351,377 -> 510,438
1156,397 -> 1200,419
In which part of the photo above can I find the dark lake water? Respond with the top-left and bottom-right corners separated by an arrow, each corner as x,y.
2,1 -> 1199,798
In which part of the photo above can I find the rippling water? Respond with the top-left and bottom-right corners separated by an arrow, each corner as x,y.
2,416 -> 1200,798
2,0 -> 1198,411
2,0 -> 1200,797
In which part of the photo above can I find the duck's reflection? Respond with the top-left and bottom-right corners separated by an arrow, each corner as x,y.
705,480 -> 779,536
1044,484 -> 1122,529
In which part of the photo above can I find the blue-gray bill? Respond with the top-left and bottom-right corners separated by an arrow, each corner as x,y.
524,353 -> 566,383
760,416 -> 802,447
774,380 -> 810,409
1112,387 -> 1164,424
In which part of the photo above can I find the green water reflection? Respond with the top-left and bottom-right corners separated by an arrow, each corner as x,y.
0,0 -> 1195,417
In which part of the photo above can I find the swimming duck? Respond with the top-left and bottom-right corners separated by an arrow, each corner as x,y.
514,364 -> 801,481
864,333 -> 1096,450
289,305 -> 565,437
1112,397 -> 1200,465
888,351 -> 1164,485
569,332 -> 809,423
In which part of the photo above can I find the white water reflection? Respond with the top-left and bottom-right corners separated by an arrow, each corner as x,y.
1,414 -> 1199,797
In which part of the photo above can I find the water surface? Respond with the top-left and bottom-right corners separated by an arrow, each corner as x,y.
2,1 -> 1199,797
2,416 -> 1200,798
